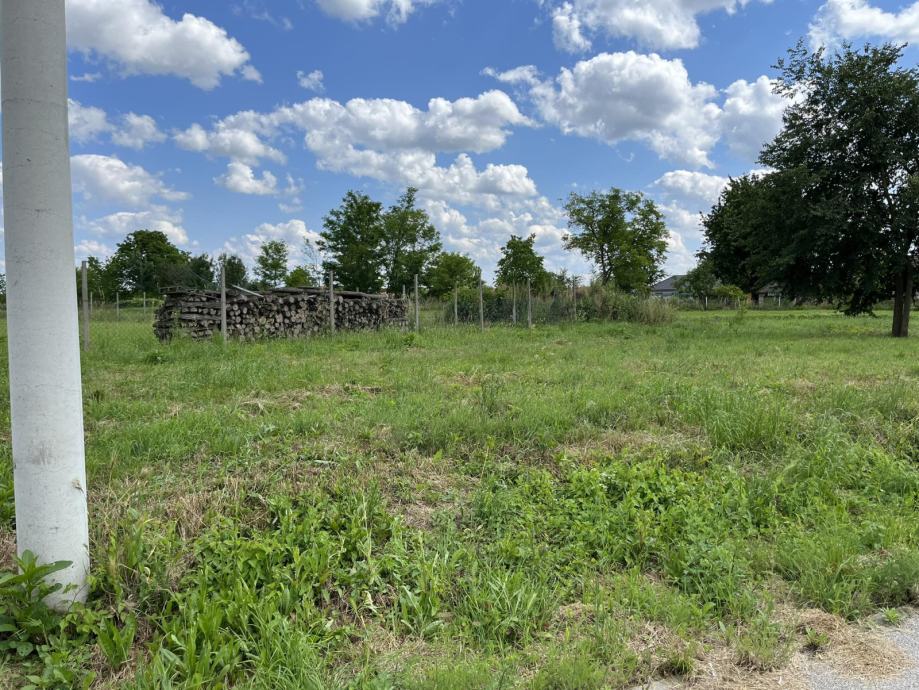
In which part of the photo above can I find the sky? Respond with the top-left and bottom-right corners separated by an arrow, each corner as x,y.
2,0 -> 919,284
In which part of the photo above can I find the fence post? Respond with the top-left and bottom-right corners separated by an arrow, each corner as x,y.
115,292 -> 120,319
527,278 -> 532,329
81,261 -> 89,351
454,285 -> 458,326
414,274 -> 420,332
143,292 -> 147,315
479,279 -> 485,332
512,283 -> 517,324
572,283 -> 577,322
89,291 -> 93,317
220,260 -> 227,344
329,270 -> 336,333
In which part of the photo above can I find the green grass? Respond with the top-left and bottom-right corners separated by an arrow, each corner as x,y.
0,309 -> 918,688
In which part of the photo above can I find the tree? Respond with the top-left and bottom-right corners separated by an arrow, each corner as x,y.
426,252 -> 480,298
254,240 -> 289,289
564,188 -> 668,293
760,42 -> 919,337
381,188 -> 442,292
675,258 -> 718,306
285,266 -> 317,288
319,191 -> 385,292
495,234 -> 550,290
74,256 -> 117,299
187,253 -> 215,289
106,230 -> 190,294
218,253 -> 249,289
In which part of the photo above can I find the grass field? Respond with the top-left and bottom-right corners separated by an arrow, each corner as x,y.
1,309 -> 918,688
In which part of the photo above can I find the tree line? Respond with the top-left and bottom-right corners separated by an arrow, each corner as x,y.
685,42 -> 919,337
68,184 -> 673,303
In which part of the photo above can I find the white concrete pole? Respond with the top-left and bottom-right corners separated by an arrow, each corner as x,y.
220,261 -> 227,344
414,274 -> 420,332
2,0 -> 90,608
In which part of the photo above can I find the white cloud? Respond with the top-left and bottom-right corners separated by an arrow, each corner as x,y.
315,0 -> 438,25
553,3 -> 592,52
177,90 -> 536,209
84,208 -> 191,247
519,52 -> 722,168
809,0 -> 919,47
175,122 -> 287,165
111,113 -> 167,149
69,100 -> 112,143
721,76 -> 786,161
67,0 -> 258,89
546,0 -> 771,51
297,69 -> 325,92
654,170 -> 729,208
69,100 -> 167,150
216,161 -> 279,195
74,239 -> 115,260
224,219 -> 322,270
71,154 -> 188,207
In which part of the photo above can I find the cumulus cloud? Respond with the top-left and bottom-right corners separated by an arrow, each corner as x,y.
111,113 -> 167,149
69,100 -> 111,143
552,3 -> 592,53
546,0 -> 771,52
315,0 -> 438,25
721,76 -> 786,161
69,100 -> 167,150
84,208 -> 191,247
216,162 -> 279,195
176,90 -> 536,209
809,0 -> 919,47
297,69 -> 325,92
71,154 -> 188,207
74,239 -> 115,260
223,219 -> 322,270
512,52 -> 722,167
67,0 -> 259,89
654,170 -> 729,208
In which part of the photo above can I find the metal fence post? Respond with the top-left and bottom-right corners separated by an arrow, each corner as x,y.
81,261 -> 89,351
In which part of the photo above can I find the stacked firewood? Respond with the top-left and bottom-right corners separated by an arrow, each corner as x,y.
154,287 -> 407,341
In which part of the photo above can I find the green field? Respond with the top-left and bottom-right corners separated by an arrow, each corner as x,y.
2,310 -> 919,688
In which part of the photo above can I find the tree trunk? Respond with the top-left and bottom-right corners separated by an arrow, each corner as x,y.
892,265 -> 913,338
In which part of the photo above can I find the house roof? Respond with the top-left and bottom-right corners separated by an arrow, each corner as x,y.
651,275 -> 685,292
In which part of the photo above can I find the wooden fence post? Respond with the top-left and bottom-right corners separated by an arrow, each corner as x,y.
527,278 -> 532,329
414,274 -> 420,332
454,285 -> 458,326
479,279 -> 485,332
512,283 -> 517,324
329,270 -> 336,333
81,261 -> 89,351
220,260 -> 227,344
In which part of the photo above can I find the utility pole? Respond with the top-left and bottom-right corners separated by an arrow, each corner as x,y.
80,261 -> 89,351
220,260 -> 227,344
2,0 -> 90,608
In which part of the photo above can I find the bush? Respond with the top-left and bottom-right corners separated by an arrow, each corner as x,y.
578,285 -> 675,325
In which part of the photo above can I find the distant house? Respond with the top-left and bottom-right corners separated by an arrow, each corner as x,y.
651,275 -> 685,298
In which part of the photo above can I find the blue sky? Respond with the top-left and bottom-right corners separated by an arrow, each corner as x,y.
4,0 -> 918,283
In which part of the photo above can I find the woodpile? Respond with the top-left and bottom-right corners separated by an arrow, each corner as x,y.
154,287 -> 407,341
